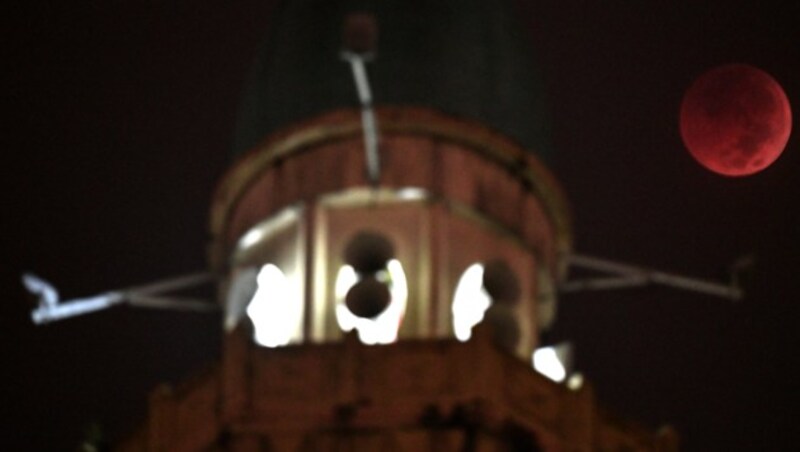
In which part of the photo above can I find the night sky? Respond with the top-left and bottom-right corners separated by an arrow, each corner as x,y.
3,1 -> 798,450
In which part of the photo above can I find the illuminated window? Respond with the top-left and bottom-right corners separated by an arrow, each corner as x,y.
532,347 -> 566,382
452,263 -> 491,341
246,264 -> 302,348
532,343 -> 572,383
334,259 -> 408,345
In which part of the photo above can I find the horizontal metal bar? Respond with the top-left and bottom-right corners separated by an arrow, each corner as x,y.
128,295 -> 218,312
559,276 -> 648,293
31,293 -> 125,324
121,272 -> 215,297
566,254 -> 741,301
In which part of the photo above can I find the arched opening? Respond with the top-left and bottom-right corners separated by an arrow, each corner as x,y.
246,264 -> 304,348
334,259 -> 408,345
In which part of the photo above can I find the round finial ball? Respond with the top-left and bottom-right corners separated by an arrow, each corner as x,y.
343,231 -> 395,274
482,260 -> 521,304
344,277 -> 391,319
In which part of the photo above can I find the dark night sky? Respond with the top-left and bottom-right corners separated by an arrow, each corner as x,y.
2,1 -> 798,450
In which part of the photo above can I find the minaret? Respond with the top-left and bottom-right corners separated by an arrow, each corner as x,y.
118,2 -> 677,450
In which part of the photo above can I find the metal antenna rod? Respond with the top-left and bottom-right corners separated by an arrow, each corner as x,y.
22,272 -> 216,324
341,12 -> 380,185
561,254 -> 745,301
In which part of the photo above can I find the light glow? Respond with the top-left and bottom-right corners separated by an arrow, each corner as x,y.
395,187 -> 428,200
238,227 -> 266,250
235,207 -> 299,252
246,264 -> 302,348
335,259 -> 408,345
567,373 -> 584,391
532,344 -> 573,383
452,263 -> 491,341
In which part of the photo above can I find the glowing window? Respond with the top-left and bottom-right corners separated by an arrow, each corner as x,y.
246,264 -> 302,348
532,343 -> 572,383
532,347 -> 566,382
334,259 -> 408,345
452,263 -> 491,341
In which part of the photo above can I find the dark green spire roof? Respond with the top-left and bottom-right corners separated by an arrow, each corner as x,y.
234,0 -> 552,161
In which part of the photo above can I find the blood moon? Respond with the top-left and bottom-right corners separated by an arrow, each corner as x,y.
679,64 -> 792,176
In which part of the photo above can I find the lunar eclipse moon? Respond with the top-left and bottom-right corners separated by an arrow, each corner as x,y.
679,64 -> 792,176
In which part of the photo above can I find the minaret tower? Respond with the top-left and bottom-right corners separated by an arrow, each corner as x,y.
118,1 -> 677,450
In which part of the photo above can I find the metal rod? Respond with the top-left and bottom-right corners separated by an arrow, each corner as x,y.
128,295 -> 218,312
120,272 -> 215,296
559,275 -> 648,293
25,271 -> 217,324
342,51 -> 380,184
31,293 -> 125,324
565,254 -> 742,301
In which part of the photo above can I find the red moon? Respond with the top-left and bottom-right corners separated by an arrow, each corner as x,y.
679,64 -> 792,176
